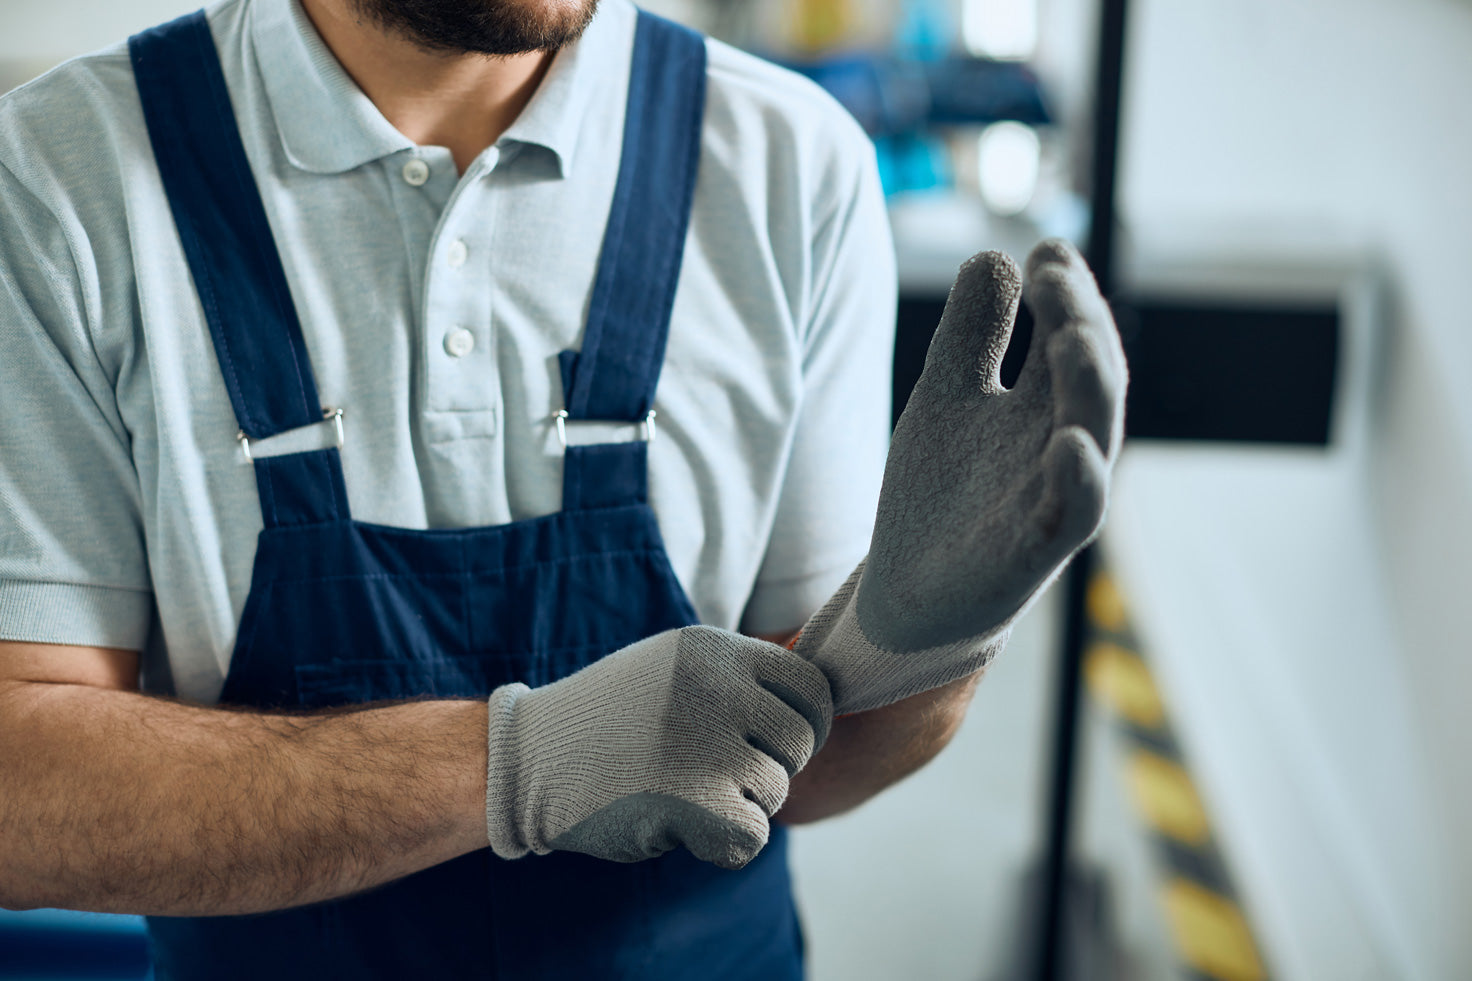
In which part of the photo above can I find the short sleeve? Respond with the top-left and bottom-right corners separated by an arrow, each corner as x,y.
0,158 -> 153,651
739,133 -> 896,635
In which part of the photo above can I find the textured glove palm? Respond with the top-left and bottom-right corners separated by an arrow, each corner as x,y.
796,240 -> 1128,714
485,625 -> 832,870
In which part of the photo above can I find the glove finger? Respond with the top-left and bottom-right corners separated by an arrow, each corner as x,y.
1024,239 -> 1111,328
740,686 -> 821,777
1027,240 -> 1128,384
1033,426 -> 1109,557
733,743 -> 794,818
918,250 -> 1024,401
749,648 -> 834,752
1047,325 -> 1123,462
650,783 -> 777,866
1019,240 -> 1116,392
679,794 -> 771,870
544,788 -> 766,868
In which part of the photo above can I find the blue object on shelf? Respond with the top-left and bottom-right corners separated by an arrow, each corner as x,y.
0,909 -> 151,979
894,0 -> 955,62
778,52 -> 1051,138
926,58 -> 1050,127
875,132 -> 954,196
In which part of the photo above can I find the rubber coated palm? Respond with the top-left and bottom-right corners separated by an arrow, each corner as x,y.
857,240 -> 1127,654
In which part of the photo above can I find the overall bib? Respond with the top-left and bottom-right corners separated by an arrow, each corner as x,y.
129,10 -> 803,979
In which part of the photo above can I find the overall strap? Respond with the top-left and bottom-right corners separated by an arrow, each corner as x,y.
130,11 -> 350,527
560,11 -> 707,511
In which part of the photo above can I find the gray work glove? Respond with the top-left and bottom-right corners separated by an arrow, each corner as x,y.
795,239 -> 1127,714
485,625 -> 832,870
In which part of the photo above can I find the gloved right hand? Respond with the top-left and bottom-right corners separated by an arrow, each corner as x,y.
795,240 -> 1128,714
484,625 -> 832,870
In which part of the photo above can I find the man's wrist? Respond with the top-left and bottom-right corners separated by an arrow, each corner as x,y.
792,558 -> 1010,715
779,670 -> 984,824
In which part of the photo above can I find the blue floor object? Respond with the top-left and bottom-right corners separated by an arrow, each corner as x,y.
0,909 -> 151,979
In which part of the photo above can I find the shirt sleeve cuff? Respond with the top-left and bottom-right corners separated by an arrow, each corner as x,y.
0,580 -> 152,651
739,558 -> 863,638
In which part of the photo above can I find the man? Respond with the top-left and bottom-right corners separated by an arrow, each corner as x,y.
0,0 -> 1125,976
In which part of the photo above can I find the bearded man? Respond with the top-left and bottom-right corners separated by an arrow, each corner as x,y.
0,0 -> 1125,976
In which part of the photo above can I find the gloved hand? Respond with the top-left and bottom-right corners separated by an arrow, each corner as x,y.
795,239 -> 1127,714
484,625 -> 832,870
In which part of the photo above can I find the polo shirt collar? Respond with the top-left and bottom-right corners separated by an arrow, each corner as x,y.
249,0 -> 626,178
251,0 -> 412,174
498,0 -> 629,178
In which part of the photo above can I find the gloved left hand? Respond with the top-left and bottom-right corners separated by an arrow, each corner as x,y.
795,239 -> 1128,714
485,625 -> 831,870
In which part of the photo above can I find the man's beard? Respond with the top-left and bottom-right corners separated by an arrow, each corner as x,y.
348,0 -> 600,55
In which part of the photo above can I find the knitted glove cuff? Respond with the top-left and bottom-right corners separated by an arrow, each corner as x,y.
795,560 -> 1010,714
485,682 -> 533,860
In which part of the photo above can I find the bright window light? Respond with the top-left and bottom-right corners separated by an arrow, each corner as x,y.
961,0 -> 1039,60
976,122 -> 1041,216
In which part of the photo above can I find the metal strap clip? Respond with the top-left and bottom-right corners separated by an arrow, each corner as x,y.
553,409 -> 657,448
238,407 -> 344,463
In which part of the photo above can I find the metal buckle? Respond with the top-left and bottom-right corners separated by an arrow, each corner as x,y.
553,409 -> 657,449
238,407 -> 344,463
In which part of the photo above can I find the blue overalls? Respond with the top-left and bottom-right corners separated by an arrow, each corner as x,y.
128,9 -> 803,979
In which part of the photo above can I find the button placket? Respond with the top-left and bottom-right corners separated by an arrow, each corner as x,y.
444,327 -> 476,358
402,158 -> 431,186
422,176 -> 500,429
446,239 -> 469,269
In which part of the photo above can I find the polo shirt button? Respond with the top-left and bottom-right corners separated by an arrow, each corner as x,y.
444,327 -> 475,358
402,159 -> 430,186
446,239 -> 468,269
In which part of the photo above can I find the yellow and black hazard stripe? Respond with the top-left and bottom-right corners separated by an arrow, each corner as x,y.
1082,564 -> 1271,981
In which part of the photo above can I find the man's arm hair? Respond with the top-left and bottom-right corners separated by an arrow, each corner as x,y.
0,641 -> 488,917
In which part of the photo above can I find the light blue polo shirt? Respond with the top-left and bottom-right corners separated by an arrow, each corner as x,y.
0,0 -> 895,702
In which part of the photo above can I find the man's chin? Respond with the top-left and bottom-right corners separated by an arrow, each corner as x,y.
349,0 -> 601,56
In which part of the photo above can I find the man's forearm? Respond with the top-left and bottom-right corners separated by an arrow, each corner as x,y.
0,680 -> 487,916
778,669 -> 983,824
753,626 -> 984,823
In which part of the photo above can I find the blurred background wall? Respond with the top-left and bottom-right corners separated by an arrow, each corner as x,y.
0,1 -> 192,84
1112,1 -> 1472,977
